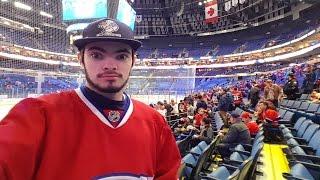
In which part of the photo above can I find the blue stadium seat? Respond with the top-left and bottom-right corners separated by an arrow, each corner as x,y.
283,163 -> 316,180
280,117 -> 306,134
284,120 -> 312,140
198,141 -> 208,151
202,157 -> 253,180
286,124 -> 319,146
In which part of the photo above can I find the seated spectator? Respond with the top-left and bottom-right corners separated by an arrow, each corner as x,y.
264,109 -> 282,143
217,113 -> 251,158
264,109 -> 280,126
309,90 -> 320,103
193,108 -> 207,129
193,118 -> 214,144
156,101 -> 166,117
253,101 -> 268,123
241,112 -> 259,136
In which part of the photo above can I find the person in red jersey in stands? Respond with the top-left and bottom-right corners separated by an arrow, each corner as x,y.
241,111 -> 259,136
0,18 -> 181,180
194,107 -> 208,129
232,87 -> 243,107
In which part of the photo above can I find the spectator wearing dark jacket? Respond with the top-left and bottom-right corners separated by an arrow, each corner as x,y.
217,89 -> 231,126
283,74 -> 299,100
302,66 -> 316,94
217,113 -> 251,158
192,118 -> 214,145
248,83 -> 260,108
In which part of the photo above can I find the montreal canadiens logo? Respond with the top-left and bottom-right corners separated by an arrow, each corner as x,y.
107,110 -> 121,122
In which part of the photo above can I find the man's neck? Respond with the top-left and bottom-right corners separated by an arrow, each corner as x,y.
85,85 -> 124,101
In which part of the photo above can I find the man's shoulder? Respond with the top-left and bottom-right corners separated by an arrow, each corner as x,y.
38,90 -> 76,104
232,122 -> 248,130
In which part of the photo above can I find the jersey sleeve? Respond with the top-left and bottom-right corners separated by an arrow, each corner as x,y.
0,98 -> 46,179
155,117 -> 181,180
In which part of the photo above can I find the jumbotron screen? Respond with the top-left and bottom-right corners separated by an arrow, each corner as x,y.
116,0 -> 136,30
62,0 -> 108,21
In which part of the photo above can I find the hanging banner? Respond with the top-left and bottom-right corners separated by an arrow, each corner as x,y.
205,0 -> 219,24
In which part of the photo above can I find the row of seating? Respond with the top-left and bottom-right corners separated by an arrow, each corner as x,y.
178,107 -> 264,180
180,138 -> 220,180
200,132 -> 264,180
279,99 -> 320,123
280,117 -> 320,179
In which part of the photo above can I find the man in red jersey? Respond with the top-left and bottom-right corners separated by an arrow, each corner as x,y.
0,18 -> 181,180
231,87 -> 243,107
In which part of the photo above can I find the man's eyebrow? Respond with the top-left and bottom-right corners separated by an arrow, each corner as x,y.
115,48 -> 131,54
87,46 -> 106,53
86,47 -> 131,54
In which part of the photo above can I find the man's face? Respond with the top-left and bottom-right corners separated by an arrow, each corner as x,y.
79,41 -> 134,94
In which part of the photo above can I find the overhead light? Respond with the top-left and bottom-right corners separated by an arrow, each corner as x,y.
198,2 -> 202,5
14,2 -> 32,10
1,0 -> 9,2
40,11 -> 53,18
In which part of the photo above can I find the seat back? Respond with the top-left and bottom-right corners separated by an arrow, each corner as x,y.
297,120 -> 312,138
279,109 -> 287,119
198,141 -> 208,151
298,102 -> 310,111
190,146 -> 202,156
282,111 -> 294,122
181,153 -> 197,179
308,130 -> 320,150
280,99 -> 289,107
302,124 -> 320,142
293,117 -> 307,131
191,145 -> 211,179
286,100 -> 294,108
289,163 -> 315,180
306,103 -> 320,113
299,94 -> 309,100
291,101 -> 302,109
177,134 -> 193,156
230,151 -> 247,162
248,143 -> 264,180
237,157 -> 254,180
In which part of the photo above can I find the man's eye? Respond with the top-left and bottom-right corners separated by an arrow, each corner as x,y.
89,52 -> 103,59
116,54 -> 129,60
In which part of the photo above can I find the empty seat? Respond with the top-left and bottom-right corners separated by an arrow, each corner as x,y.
283,163 -> 317,180
287,124 -> 319,146
281,117 -> 306,134
201,157 -> 253,180
284,120 -> 312,140
299,94 -> 309,101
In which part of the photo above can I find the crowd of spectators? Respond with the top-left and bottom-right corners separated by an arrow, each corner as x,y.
148,61 -> 320,158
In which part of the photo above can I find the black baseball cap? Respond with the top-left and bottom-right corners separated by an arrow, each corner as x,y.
73,18 -> 142,51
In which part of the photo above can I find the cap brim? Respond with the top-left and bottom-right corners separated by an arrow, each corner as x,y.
73,37 -> 142,51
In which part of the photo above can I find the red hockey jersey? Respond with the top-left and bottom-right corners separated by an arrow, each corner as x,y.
0,89 -> 181,180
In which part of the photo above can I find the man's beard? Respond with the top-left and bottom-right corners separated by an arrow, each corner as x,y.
83,66 -> 129,93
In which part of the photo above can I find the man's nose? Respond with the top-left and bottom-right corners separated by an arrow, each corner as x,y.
102,58 -> 117,70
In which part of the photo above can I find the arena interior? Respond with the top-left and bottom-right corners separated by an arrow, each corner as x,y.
1,0 -> 320,179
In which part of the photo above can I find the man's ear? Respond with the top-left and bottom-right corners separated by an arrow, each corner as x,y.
78,49 -> 84,66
